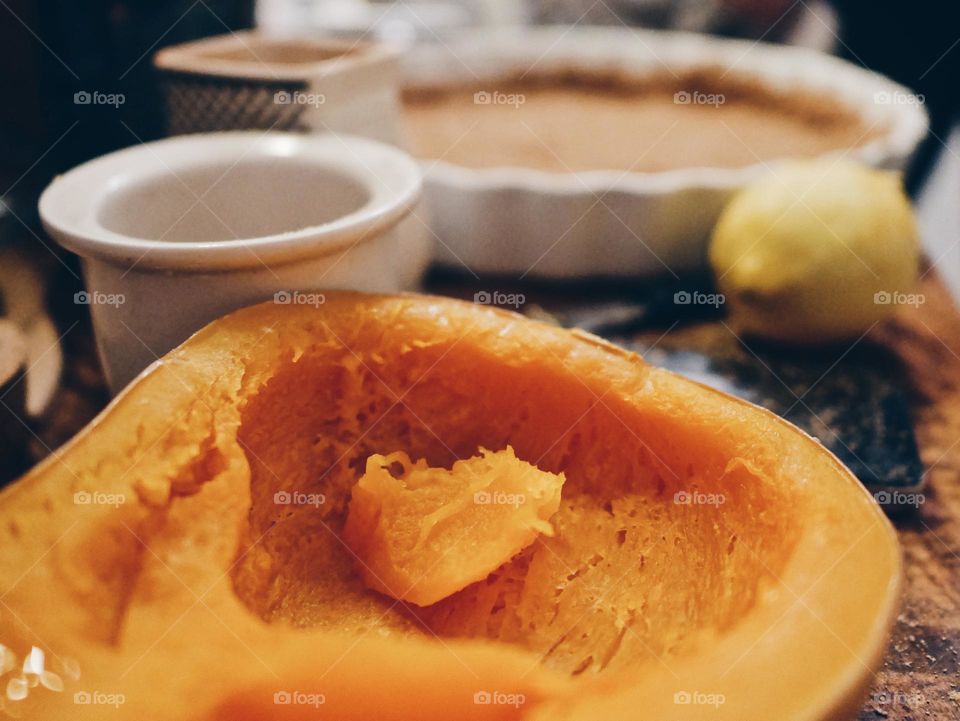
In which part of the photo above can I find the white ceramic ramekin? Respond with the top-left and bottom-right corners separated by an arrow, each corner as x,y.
401,26 -> 929,278
39,131 -> 423,392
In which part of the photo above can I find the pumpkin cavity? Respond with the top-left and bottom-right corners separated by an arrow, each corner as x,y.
227,336 -> 801,676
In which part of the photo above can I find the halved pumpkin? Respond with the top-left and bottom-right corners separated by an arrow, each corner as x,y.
0,293 -> 900,721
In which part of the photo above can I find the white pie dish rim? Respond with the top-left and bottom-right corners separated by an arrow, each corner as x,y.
401,26 -> 929,278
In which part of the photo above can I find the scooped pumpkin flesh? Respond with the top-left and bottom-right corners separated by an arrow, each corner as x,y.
0,293 -> 900,721
344,447 -> 565,606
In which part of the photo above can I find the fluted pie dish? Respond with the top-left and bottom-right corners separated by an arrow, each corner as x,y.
400,26 -> 927,278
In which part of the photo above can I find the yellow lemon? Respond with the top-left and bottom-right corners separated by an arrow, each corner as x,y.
709,160 -> 920,344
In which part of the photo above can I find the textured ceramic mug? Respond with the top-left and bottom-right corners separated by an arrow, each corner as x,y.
154,32 -> 404,144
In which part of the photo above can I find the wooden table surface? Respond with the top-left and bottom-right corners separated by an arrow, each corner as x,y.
864,273 -> 960,720
10,260 -> 960,721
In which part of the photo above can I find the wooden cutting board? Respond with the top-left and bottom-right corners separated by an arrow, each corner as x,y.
858,272 -> 960,720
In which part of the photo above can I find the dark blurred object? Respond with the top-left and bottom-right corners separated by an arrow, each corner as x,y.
0,0 -> 253,486
0,320 -> 29,477
0,246 -> 63,418
831,0 -> 957,194
533,0 -> 802,40
714,0 -> 803,37
0,0 -> 254,226
0,239 -> 110,488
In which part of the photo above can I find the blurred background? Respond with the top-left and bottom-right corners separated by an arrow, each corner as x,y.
0,0 -> 957,480
3,1 -> 959,198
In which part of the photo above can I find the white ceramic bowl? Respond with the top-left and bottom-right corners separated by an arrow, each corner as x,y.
402,26 -> 929,278
40,131 -> 423,392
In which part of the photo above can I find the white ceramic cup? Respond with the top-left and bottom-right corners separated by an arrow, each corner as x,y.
39,131 -> 423,393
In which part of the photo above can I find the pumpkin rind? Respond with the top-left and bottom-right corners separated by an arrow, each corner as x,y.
0,293 -> 900,720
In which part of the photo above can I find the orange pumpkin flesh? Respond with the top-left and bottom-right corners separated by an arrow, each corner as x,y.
0,293 -> 900,721
343,447 -> 565,606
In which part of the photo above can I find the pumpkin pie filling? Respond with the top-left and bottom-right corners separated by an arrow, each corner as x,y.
402,68 -> 880,173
